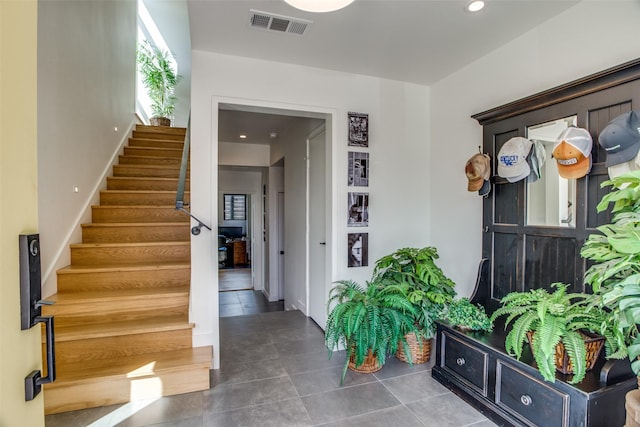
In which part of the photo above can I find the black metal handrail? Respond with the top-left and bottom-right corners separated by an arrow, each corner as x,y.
176,114 -> 211,236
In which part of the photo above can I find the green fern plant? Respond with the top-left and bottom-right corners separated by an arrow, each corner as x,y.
581,170 -> 640,373
325,278 -> 418,384
373,247 -> 456,338
490,283 -> 610,384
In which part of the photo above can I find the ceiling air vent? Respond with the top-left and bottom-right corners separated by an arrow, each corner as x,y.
249,10 -> 312,36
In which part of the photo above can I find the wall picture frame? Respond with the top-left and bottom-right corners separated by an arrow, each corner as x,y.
347,192 -> 368,227
348,233 -> 368,267
348,151 -> 369,187
348,112 -> 368,147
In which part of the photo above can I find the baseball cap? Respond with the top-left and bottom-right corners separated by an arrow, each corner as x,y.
552,127 -> 593,179
527,140 -> 546,183
498,137 -> 532,183
599,111 -> 640,167
465,153 -> 490,192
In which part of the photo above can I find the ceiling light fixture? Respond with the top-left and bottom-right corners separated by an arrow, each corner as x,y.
283,0 -> 355,13
239,134 -> 247,139
466,0 -> 485,12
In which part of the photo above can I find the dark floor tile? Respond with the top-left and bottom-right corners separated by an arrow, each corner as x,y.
218,292 -> 240,305
203,376 -> 298,414
371,355 -> 433,380
204,397 -> 312,427
314,405 -> 424,427
242,305 -> 269,315
115,392 -> 203,427
269,324 -> 325,344
146,416 -> 203,427
274,337 -> 328,357
381,371 -> 449,404
212,358 -> 288,386
406,393 -> 489,427
290,365 -> 376,396
220,330 -> 273,349
219,342 -> 279,365
219,304 -> 244,317
281,349 -> 347,375
300,382 -> 401,425
45,404 -> 124,427
219,314 -> 268,334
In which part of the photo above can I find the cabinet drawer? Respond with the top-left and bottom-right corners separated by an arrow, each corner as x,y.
441,332 -> 488,395
496,361 -> 569,427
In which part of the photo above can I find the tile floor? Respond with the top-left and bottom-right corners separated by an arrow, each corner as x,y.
45,309 -> 497,427
219,290 -> 284,317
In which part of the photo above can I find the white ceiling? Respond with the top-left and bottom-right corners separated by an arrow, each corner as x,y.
186,0 -> 580,143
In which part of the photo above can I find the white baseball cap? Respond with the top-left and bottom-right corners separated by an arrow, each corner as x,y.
498,137 -> 533,183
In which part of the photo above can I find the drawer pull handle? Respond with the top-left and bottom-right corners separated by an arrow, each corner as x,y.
520,395 -> 533,406
456,357 -> 465,366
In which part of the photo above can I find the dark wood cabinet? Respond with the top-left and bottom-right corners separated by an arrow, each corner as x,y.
433,323 -> 636,427
225,240 -> 247,267
432,59 -> 640,426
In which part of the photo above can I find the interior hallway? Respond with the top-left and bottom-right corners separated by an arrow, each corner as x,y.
45,305 -> 496,427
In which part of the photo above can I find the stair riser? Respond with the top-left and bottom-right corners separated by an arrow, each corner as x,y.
128,138 -> 184,150
51,307 -> 189,328
135,124 -> 187,136
91,207 -> 188,223
57,267 -> 190,293
52,329 -> 193,364
124,147 -> 182,158
107,177 -> 188,191
118,155 -> 183,167
82,224 -> 190,243
132,130 -> 185,141
44,366 -> 210,415
100,191 -> 188,206
113,165 -> 188,179
70,244 -> 190,266
43,293 -> 189,317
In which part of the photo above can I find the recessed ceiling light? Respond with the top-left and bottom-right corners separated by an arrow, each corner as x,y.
466,0 -> 485,12
270,132 -> 278,139
284,0 -> 354,13
239,134 -> 247,139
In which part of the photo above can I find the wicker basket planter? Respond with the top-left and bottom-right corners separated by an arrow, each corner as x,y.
348,350 -> 382,374
396,332 -> 432,364
527,330 -> 605,375
150,117 -> 171,127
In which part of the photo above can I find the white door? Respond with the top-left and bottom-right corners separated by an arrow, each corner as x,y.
308,127 -> 327,328
277,191 -> 285,300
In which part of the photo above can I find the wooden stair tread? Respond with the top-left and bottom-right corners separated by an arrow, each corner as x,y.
100,190 -> 185,195
135,125 -> 187,134
124,146 -> 182,152
53,316 -> 194,342
82,222 -> 188,228
70,241 -> 189,249
57,262 -> 190,274
47,287 -> 188,304
49,346 -> 211,386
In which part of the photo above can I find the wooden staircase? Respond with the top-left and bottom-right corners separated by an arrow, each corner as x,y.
42,124 -> 212,414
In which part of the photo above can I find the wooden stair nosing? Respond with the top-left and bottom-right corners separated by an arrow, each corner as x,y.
69,241 -> 190,250
135,124 -> 187,134
44,286 -> 189,305
81,221 -> 190,229
118,155 -> 185,166
56,262 -> 190,275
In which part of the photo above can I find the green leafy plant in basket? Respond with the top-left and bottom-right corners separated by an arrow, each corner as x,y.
373,247 -> 456,338
443,298 -> 493,333
581,170 -> 640,374
490,283 -> 612,384
325,278 -> 418,384
137,40 -> 182,125
373,247 -> 456,364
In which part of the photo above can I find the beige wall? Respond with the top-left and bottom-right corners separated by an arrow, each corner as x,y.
37,0 -> 137,299
0,1 -> 44,425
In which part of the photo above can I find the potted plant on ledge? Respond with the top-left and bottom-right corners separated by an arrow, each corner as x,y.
373,247 -> 456,364
490,283 -> 613,384
443,297 -> 493,333
325,278 -> 417,384
137,40 -> 182,127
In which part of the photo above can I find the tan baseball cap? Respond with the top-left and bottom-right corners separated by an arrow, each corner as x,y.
465,153 -> 490,192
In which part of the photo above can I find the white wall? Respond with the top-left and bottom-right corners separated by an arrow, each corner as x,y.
219,142 -> 269,166
430,0 -> 640,298
37,0 -> 137,298
1,2 -> 44,425
267,165 -> 284,301
190,51 -> 431,367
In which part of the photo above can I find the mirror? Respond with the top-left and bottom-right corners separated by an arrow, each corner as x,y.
526,116 -> 577,227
